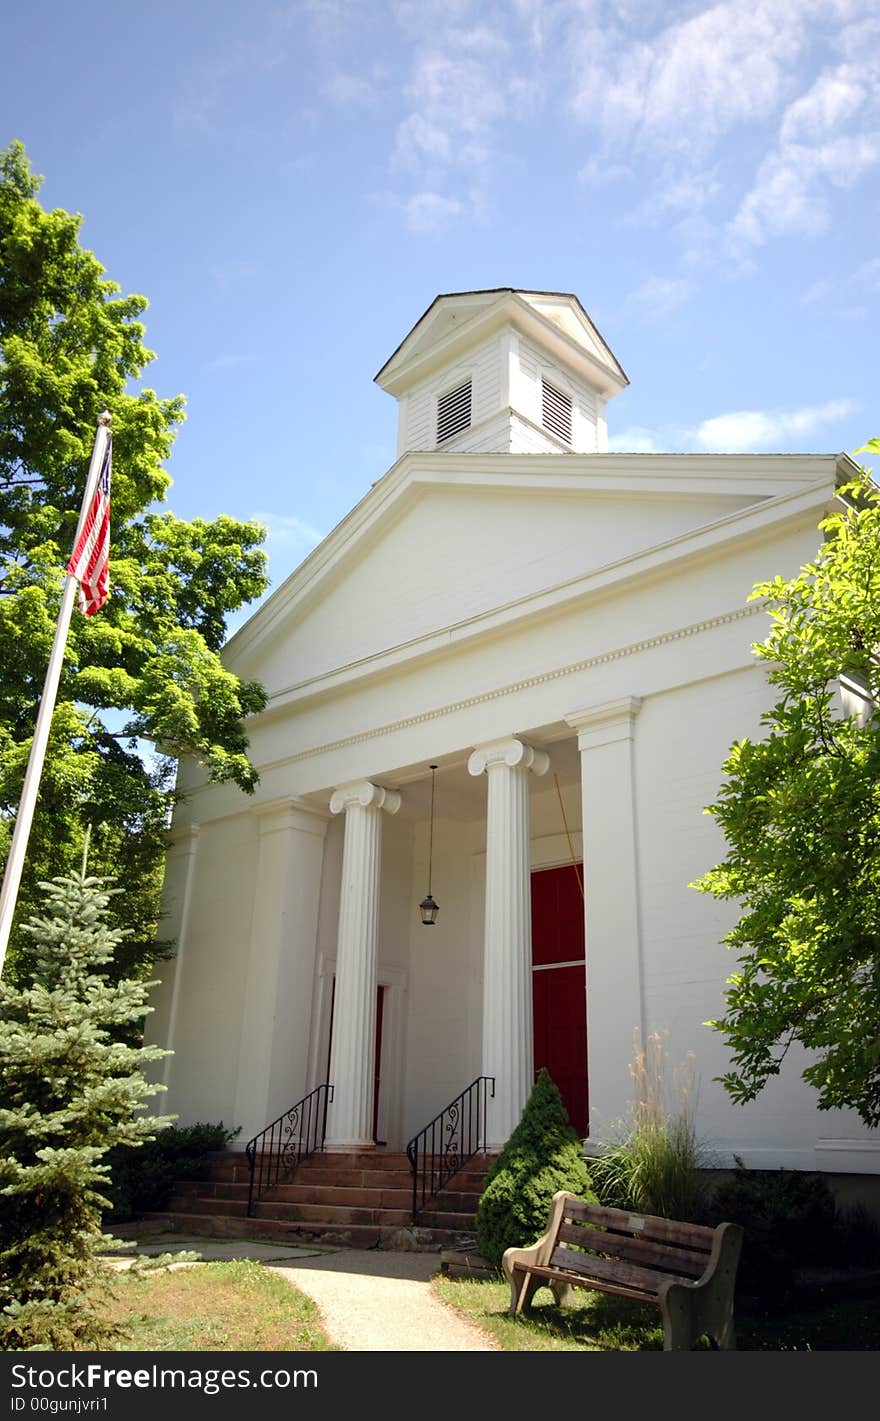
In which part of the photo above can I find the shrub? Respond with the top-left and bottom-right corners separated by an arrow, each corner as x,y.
104,1122 -> 240,1221
705,1163 -> 838,1298
589,1032 -> 708,1221
475,1069 -> 594,1268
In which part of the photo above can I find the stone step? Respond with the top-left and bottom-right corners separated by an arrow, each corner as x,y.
141,1211 -> 455,1251
168,1194 -> 414,1228
252,1200 -> 412,1227
424,1191 -> 483,1211
292,1167 -> 414,1190
166,1194 -> 249,1217
172,1180 -> 251,1200
267,1183 -> 413,1209
415,1209 -> 476,1230
296,1153 -> 411,1173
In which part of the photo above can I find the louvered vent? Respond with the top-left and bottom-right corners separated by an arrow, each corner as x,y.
437,379 -> 472,443
542,378 -> 573,444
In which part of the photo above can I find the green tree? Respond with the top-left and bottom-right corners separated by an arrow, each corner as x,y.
0,861 -> 170,1349
475,1069 -> 594,1268
694,450 -> 880,1127
0,141 -> 269,971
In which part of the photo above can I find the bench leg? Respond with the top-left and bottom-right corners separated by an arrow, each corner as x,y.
661,1286 -> 695,1351
550,1279 -> 575,1308
508,1268 -> 544,1317
712,1317 -> 736,1351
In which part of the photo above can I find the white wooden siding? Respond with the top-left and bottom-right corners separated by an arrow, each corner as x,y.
404,335 -> 504,452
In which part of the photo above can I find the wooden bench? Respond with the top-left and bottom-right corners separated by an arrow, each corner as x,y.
503,1190 -> 743,1350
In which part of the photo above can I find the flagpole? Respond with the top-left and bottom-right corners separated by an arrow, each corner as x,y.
0,413 -> 112,976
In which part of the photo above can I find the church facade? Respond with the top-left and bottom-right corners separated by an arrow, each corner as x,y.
148,289 -> 877,1178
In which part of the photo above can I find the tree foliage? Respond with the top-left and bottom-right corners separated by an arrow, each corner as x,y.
694,454 -> 880,1127
475,1069 -> 594,1267
0,862 -> 170,1349
0,141 -> 269,969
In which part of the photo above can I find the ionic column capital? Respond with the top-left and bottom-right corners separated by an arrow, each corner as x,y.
329,780 -> 401,816
467,737 -> 550,779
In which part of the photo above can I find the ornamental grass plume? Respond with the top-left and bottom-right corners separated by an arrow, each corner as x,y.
589,1031 -> 708,1222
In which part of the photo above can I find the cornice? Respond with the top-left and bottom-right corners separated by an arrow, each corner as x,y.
252,600 -> 765,775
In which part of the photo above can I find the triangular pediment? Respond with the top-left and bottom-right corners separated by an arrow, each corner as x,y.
521,293 -> 623,378
375,289 -> 627,399
225,452 -> 842,703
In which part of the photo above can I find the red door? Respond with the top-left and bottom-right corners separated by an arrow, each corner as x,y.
372,985 -> 386,1146
530,864 -> 588,1136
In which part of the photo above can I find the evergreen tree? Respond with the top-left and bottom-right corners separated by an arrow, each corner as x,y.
475,1069 -> 594,1268
0,859 -> 170,1349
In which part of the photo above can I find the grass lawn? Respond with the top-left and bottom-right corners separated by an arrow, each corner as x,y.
101,1260 -> 338,1351
433,1275 -> 880,1351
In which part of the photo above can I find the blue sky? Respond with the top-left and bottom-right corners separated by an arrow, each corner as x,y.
5,0 -> 879,609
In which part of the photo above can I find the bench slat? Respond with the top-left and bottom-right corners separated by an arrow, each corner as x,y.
557,1221 -> 706,1277
550,1244 -> 686,1298
522,1264 -> 664,1308
561,1198 -> 714,1251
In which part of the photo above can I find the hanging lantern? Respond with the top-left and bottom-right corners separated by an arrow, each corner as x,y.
419,764 -> 439,925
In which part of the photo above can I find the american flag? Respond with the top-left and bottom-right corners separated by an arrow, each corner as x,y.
66,438 -> 111,616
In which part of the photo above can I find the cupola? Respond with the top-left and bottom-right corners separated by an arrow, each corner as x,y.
375,288 -> 628,458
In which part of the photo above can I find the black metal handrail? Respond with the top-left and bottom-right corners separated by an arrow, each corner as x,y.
406,1076 -> 494,1223
245,1083 -> 333,1216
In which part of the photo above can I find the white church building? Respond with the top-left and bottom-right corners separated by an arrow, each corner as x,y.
148,288 -> 877,1182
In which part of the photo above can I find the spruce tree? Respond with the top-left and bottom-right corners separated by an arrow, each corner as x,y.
475,1069 -> 595,1267
0,860 -> 170,1349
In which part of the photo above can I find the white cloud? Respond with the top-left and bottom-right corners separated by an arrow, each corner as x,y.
729,131 -> 880,249
403,191 -> 466,232
607,398 -> 858,454
694,399 -> 858,451
395,50 -> 508,170
621,276 -> 693,321
607,427 -> 662,453
779,63 -> 866,143
322,71 -> 382,106
570,2 -> 810,156
578,155 -> 634,185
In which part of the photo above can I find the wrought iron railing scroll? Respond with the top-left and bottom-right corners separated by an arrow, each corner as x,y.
405,1076 -> 494,1223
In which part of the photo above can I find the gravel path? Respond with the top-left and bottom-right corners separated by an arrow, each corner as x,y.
271,1250 -> 499,1352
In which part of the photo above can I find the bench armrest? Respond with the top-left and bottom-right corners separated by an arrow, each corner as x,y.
657,1221 -> 744,1350
502,1191 -> 577,1314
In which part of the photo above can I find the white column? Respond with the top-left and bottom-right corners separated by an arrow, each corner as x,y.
565,697 -> 644,1140
233,798 -> 330,1145
468,737 -> 549,1149
324,780 -> 401,1152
